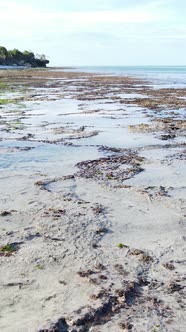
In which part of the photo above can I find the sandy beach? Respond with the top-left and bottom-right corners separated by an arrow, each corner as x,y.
0,68 -> 185,332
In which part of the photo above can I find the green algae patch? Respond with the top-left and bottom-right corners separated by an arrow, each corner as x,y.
117,243 -> 128,249
35,264 -> 44,270
0,82 -> 9,91
0,98 -> 13,105
0,244 -> 15,253
8,120 -> 25,130
0,244 -> 16,256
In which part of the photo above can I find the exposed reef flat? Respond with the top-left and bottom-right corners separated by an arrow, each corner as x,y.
0,69 -> 185,332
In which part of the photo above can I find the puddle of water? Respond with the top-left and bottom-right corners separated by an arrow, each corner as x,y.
0,91 -> 23,100
46,177 -> 76,194
108,93 -> 149,99
0,141 -> 101,177
125,147 -> 186,188
71,127 -> 165,149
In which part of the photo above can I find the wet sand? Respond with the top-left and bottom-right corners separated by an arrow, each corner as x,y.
0,69 -> 185,332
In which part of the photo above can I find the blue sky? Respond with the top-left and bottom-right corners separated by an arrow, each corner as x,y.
0,0 -> 185,66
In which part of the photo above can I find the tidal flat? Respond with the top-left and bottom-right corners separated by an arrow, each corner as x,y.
0,69 -> 185,332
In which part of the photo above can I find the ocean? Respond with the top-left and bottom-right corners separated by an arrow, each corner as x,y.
65,66 -> 186,87
1,65 -> 186,87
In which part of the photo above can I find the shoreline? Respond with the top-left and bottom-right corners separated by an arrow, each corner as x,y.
0,68 -> 185,332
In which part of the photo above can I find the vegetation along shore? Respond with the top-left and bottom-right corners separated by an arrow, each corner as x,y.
0,46 -> 49,68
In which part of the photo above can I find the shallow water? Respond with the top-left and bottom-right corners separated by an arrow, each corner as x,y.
59,65 -> 186,86
0,140 -> 101,177
0,69 -> 185,184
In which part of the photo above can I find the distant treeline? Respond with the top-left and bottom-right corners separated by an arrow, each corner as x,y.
0,46 -> 49,67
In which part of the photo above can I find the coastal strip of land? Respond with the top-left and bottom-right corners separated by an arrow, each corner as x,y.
0,68 -> 185,332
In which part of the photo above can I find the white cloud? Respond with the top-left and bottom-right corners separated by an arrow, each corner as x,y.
0,1 -> 165,27
0,0 -> 185,65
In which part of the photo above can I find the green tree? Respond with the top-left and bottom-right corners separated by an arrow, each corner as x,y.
8,49 -> 24,61
0,46 -> 8,60
23,50 -> 35,62
0,46 -> 49,67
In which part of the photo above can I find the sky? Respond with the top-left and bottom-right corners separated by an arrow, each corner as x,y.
0,0 -> 186,66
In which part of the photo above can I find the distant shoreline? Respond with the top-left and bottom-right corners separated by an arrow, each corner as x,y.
0,65 -> 76,70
